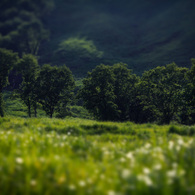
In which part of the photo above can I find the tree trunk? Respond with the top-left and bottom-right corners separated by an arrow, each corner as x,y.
0,92 -> 4,117
27,99 -> 31,117
33,103 -> 37,117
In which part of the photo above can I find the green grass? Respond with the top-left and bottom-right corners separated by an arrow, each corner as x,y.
0,117 -> 194,195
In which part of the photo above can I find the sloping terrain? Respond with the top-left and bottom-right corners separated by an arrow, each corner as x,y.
0,0 -> 195,76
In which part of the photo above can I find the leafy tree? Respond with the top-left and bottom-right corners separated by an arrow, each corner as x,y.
181,59 -> 195,124
112,63 -> 139,121
0,48 -> 18,116
17,54 -> 40,117
57,37 -> 103,60
37,65 -> 75,118
80,64 -> 118,120
54,37 -> 103,76
139,63 -> 188,124
0,0 -> 53,55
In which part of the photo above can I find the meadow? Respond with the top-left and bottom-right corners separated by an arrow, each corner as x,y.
0,117 -> 194,195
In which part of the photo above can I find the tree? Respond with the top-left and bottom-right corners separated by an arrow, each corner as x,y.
0,0 -> 53,55
139,63 -> 188,124
0,48 -> 18,117
80,64 -> 118,120
37,65 -> 75,118
17,54 -> 40,117
181,59 -> 195,124
112,63 -> 139,121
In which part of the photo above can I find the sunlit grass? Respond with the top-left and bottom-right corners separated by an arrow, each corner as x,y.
0,117 -> 194,194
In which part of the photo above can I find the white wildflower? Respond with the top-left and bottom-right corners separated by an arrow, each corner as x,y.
137,174 -> 153,186
172,163 -> 178,169
107,190 -> 116,195
145,143 -> 151,149
167,170 -> 177,178
79,180 -> 86,187
16,157 -> 23,164
67,132 -> 71,136
69,184 -> 76,190
121,169 -> 131,179
153,164 -> 162,170
126,152 -> 133,159
177,138 -> 184,146
168,141 -> 174,150
119,157 -> 126,163
176,145 -> 181,151
30,180 -> 37,186
143,167 -> 150,175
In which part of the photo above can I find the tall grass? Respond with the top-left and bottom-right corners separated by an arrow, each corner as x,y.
0,117 -> 194,195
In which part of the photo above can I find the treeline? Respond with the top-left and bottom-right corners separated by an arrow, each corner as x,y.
0,48 -> 194,124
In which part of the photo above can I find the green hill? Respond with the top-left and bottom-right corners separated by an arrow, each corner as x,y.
1,0 -> 195,76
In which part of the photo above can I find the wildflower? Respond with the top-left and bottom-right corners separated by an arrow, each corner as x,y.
79,180 -> 86,187
67,132 -> 71,136
16,157 -> 23,164
177,138 -> 184,146
137,174 -> 153,186
176,145 -> 181,151
126,152 -> 133,159
107,190 -> 116,195
166,169 -> 177,178
172,163 -> 178,169
69,184 -> 76,190
145,143 -> 151,149
30,180 -> 37,187
121,169 -> 131,179
119,157 -> 126,163
143,167 -> 150,175
153,164 -> 162,170
168,141 -> 174,150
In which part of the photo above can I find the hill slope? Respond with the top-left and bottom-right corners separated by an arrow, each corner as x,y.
1,0 -> 195,76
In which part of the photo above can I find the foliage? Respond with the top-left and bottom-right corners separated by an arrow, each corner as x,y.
0,48 -> 18,116
36,65 -> 75,118
0,0 -> 53,55
16,54 -> 40,117
57,37 -> 103,60
139,63 -> 189,124
0,117 -> 194,194
80,64 -> 118,120
112,63 -> 139,121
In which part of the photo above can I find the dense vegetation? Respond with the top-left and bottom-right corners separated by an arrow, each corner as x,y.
0,0 -> 195,76
0,48 -> 194,124
1,1 -> 194,194
0,117 -> 194,195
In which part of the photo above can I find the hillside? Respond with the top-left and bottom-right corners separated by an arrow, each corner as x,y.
1,0 -> 195,76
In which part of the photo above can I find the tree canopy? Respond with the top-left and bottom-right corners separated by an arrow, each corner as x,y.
36,65 -> 75,118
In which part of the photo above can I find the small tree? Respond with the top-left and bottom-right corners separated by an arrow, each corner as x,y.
17,54 -> 40,117
37,65 -> 75,118
0,48 -> 18,117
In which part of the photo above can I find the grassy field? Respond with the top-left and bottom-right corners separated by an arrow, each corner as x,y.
0,117 -> 194,195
